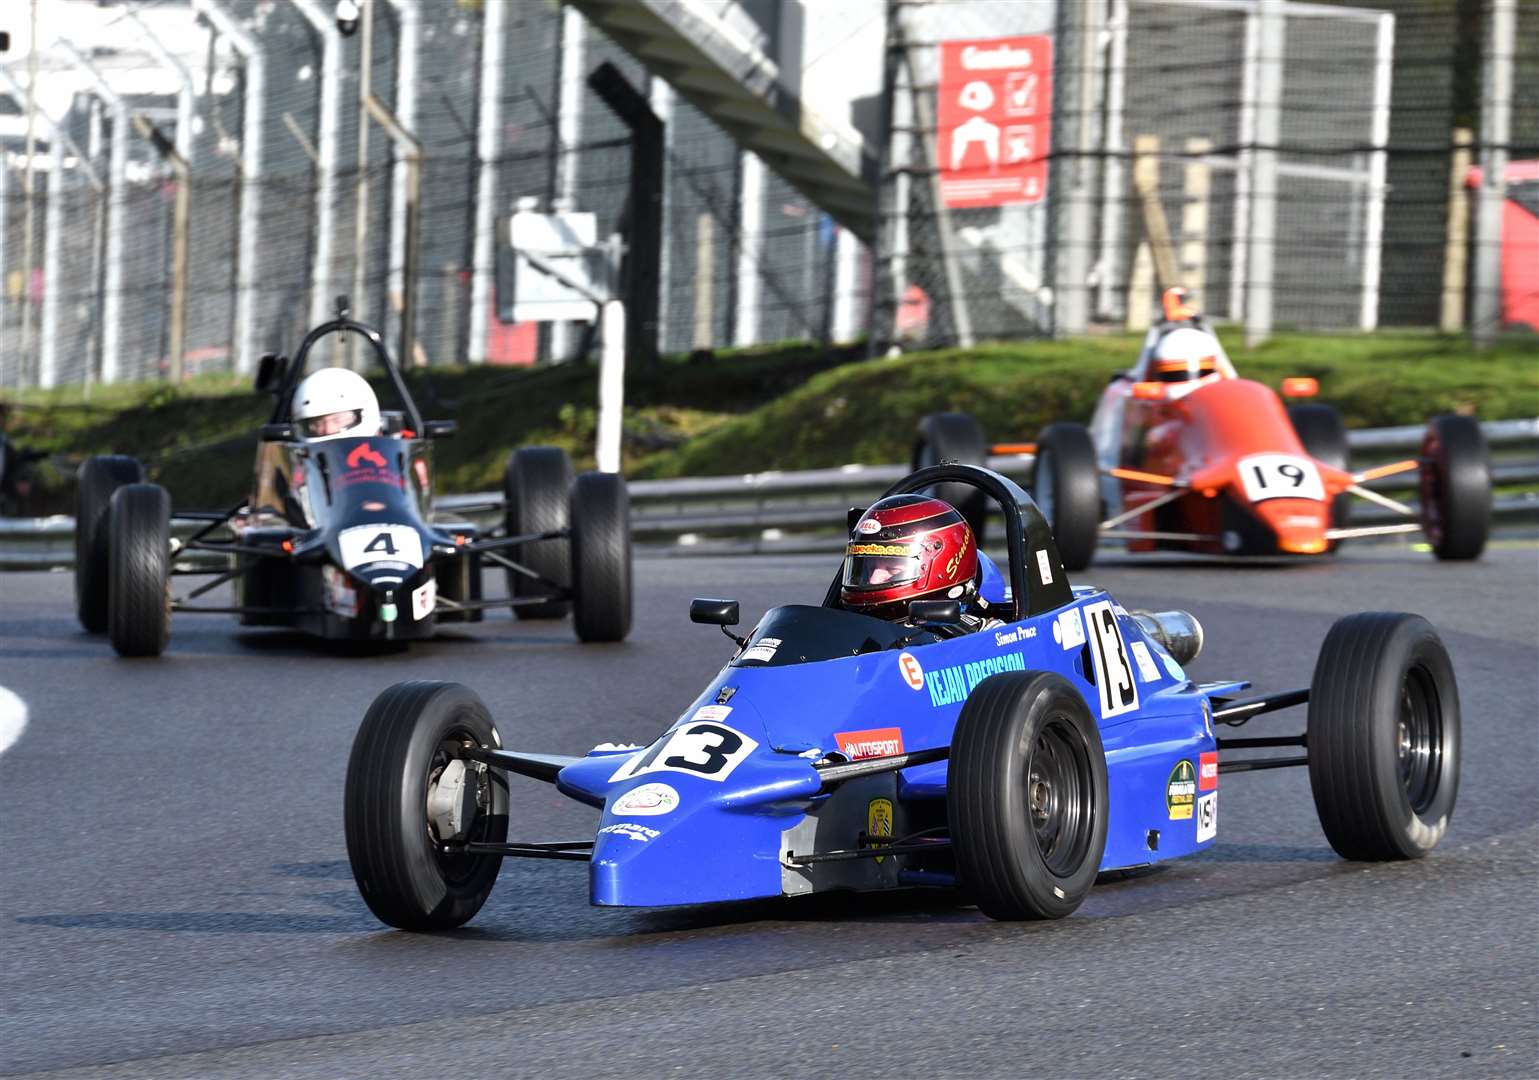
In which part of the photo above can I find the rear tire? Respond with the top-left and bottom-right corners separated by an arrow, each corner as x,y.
948,671 -> 1109,920
1419,415 -> 1490,560
107,483 -> 171,658
1306,612 -> 1460,860
913,412 -> 990,542
1029,422 -> 1100,572
1288,403 -> 1351,538
75,455 -> 143,633
344,681 -> 509,931
503,446 -> 573,618
569,471 -> 633,643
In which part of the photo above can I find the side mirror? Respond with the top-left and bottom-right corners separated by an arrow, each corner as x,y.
908,598 -> 961,625
260,423 -> 295,443
690,598 -> 740,626
846,507 -> 867,533
254,352 -> 287,394
424,420 -> 458,439
1282,377 -> 1319,398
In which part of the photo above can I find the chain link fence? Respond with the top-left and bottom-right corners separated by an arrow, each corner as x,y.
0,0 -> 1533,390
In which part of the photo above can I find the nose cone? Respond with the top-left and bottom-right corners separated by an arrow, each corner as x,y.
1250,498 -> 1330,553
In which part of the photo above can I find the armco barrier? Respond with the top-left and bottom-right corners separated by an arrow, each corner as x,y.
3,420 -> 1536,569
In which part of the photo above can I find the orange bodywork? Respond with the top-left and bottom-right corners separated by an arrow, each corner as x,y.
1119,378 -> 1352,555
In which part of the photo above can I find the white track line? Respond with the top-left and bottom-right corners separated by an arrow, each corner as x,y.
0,685 -> 28,756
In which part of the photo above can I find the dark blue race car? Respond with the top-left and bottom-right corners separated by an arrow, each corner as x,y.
344,465 -> 1461,930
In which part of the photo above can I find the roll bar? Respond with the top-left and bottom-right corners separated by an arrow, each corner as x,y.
269,311 -> 425,435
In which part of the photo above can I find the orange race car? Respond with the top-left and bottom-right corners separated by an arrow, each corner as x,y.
914,290 -> 1492,570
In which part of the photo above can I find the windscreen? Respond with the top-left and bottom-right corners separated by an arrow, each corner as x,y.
729,604 -> 925,668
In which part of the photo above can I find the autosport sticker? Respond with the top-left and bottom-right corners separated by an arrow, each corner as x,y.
834,727 -> 904,760
868,798 -> 894,864
608,720 -> 759,784
1083,601 -> 1139,719
740,637 -> 781,664
1196,792 -> 1217,842
1199,751 -> 1219,791
1166,760 -> 1196,820
1129,640 -> 1161,683
898,652 -> 925,691
599,822 -> 660,843
611,782 -> 680,817
1237,453 -> 1325,503
926,651 -> 1027,708
338,524 -> 424,571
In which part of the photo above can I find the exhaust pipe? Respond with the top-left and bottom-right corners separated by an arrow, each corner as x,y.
1131,609 -> 1204,666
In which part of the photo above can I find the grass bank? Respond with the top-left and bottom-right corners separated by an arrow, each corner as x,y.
3,330 -> 1534,512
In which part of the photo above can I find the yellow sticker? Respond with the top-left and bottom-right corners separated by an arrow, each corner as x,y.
868,798 -> 894,864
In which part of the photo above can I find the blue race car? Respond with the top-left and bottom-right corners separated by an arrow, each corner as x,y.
343,464 -> 1461,930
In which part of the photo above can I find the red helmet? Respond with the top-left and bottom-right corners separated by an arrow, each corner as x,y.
841,494 -> 978,619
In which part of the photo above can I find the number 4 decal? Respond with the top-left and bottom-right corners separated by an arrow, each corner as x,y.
1082,600 -> 1139,719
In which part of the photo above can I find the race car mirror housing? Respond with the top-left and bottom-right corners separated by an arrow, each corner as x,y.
908,598 -> 961,626
260,423 -> 295,443
690,598 -> 740,627
424,420 -> 458,439
1281,377 -> 1319,398
254,353 -> 288,394
1131,381 -> 1167,401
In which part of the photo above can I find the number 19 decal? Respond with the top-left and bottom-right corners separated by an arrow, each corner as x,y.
609,720 -> 760,783
1082,600 -> 1139,719
1237,453 -> 1325,503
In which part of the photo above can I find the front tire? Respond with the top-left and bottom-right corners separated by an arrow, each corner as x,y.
1029,423 -> 1100,572
344,681 -> 510,931
569,471 -> 633,643
504,446 -> 573,618
75,455 -> 144,633
1307,612 -> 1460,860
107,483 -> 171,658
1419,415 -> 1490,560
948,671 -> 1109,920
913,412 -> 990,542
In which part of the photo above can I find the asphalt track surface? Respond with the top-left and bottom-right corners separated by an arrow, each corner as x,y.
1,542 -> 1536,1079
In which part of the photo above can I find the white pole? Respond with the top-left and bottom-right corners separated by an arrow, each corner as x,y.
467,0 -> 506,364
1058,0 -> 1104,336
194,0 -> 265,374
1358,12 -> 1394,331
596,299 -> 626,473
831,227 -> 861,342
1230,8 -> 1259,323
383,0 -> 419,350
1244,0 -> 1283,349
60,43 -> 130,384
290,0 -> 343,331
733,151 -> 765,347
1471,0 -> 1513,348
1095,0 -> 1128,320
648,77 -> 674,354
552,6 -> 586,361
38,136 -> 65,388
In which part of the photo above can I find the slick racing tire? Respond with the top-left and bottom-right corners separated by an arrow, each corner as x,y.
569,470 -> 632,643
107,483 -> 171,658
75,455 -> 144,633
913,412 -> 990,542
345,681 -> 510,931
949,671 -> 1109,920
504,446 -> 573,618
1287,403 -> 1351,539
1306,612 -> 1460,861
1418,415 -> 1490,561
1029,423 -> 1100,572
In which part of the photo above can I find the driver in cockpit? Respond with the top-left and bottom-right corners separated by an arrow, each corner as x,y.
292,368 -> 383,441
840,494 -> 1002,636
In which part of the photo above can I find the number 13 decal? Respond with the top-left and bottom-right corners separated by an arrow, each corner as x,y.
1083,600 -> 1139,719
609,718 -> 759,783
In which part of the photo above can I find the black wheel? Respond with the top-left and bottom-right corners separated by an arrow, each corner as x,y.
107,483 -> 171,658
344,681 -> 510,931
1418,415 -> 1490,560
1307,612 -> 1460,860
569,471 -> 632,643
1029,422 -> 1100,572
1288,403 -> 1352,537
74,455 -> 143,633
913,412 -> 990,542
948,671 -> 1109,920
503,446 -> 573,618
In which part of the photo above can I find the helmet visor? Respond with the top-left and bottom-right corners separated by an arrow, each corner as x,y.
842,543 -> 921,590
301,409 -> 363,438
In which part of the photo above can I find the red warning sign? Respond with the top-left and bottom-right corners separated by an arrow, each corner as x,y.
936,35 -> 1053,208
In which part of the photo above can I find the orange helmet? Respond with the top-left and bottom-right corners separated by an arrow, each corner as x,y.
841,495 -> 978,619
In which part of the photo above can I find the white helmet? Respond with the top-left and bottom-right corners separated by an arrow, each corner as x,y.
292,368 -> 382,441
1151,327 -> 1222,384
